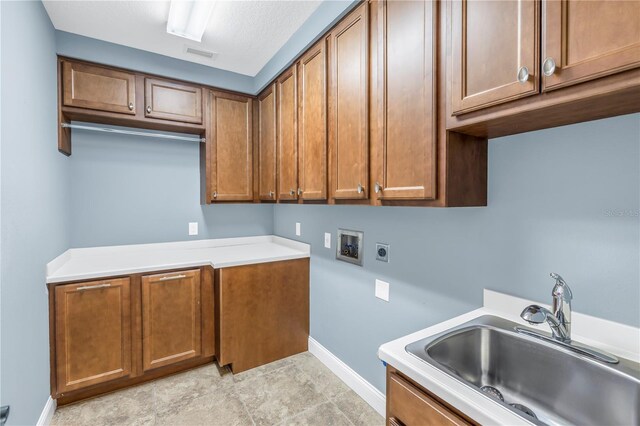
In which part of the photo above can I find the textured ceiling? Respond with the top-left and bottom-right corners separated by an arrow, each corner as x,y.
43,1 -> 322,76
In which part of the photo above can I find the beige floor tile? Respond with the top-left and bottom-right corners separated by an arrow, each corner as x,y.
156,390 -> 252,426
231,356 -> 294,383
235,364 -> 327,426
154,365 -> 234,417
291,353 -> 350,399
280,402 -> 352,426
332,389 -> 384,426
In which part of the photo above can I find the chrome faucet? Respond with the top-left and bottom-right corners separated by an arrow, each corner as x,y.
521,273 -> 572,342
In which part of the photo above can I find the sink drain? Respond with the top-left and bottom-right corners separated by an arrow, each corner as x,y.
509,403 -> 538,419
479,385 -> 538,420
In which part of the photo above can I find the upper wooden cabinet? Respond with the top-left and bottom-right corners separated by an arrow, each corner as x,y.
373,0 -> 436,201
258,84 -> 277,201
542,0 -> 640,91
277,66 -> 299,201
209,90 -> 253,201
141,270 -> 202,371
298,39 -> 328,201
54,278 -> 132,394
144,78 -> 203,124
62,61 -> 136,115
329,3 -> 369,200
450,0 -> 540,115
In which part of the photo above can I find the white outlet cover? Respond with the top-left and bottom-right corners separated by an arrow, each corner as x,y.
324,232 -> 331,248
188,222 -> 198,236
296,222 -> 301,236
375,279 -> 390,302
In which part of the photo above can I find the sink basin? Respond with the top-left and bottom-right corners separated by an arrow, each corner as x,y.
405,315 -> 640,426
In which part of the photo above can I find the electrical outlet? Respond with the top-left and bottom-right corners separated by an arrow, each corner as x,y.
376,243 -> 389,262
188,222 -> 198,236
375,279 -> 390,302
324,232 -> 331,248
296,222 -> 301,236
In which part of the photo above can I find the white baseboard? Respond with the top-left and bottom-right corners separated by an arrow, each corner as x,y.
36,396 -> 56,426
308,337 -> 386,417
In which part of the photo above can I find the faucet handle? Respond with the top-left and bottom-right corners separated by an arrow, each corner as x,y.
550,272 -> 573,300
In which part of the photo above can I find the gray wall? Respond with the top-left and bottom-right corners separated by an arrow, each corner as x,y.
0,2 -> 70,425
273,114 -> 640,393
69,128 -> 273,248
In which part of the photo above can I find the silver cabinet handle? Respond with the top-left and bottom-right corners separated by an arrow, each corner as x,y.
128,102 -> 134,111
297,188 -> 303,196
269,191 -> 275,198
158,274 -> 186,281
374,182 -> 383,193
289,189 -> 295,196
146,105 -> 152,114
213,191 -> 218,199
77,283 -> 111,291
357,183 -> 364,194
543,57 -> 556,76
517,66 -> 530,83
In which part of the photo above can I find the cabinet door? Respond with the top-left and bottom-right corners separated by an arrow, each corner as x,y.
375,0 -> 436,200
144,78 -> 203,124
451,0 -> 539,114
54,278 -> 131,393
388,372 -> 470,426
542,0 -> 640,91
277,67 -> 299,201
298,40 -> 328,200
210,90 -> 253,201
329,3 -> 369,200
258,84 -> 277,201
141,270 -> 201,371
217,259 -> 309,373
62,61 -> 136,115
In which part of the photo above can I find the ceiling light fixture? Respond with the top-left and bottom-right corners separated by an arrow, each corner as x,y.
166,0 -> 215,43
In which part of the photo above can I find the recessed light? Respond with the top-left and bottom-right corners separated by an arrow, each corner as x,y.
167,0 -> 215,42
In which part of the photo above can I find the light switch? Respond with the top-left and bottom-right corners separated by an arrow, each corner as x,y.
296,222 -> 301,236
375,279 -> 390,302
188,222 -> 198,236
324,232 -> 331,248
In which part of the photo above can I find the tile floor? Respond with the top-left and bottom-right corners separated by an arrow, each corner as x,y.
51,352 -> 384,426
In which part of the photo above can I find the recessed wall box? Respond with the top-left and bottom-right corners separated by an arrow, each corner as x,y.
336,229 -> 363,266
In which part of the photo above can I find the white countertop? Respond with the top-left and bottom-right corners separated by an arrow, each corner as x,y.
46,236 -> 310,284
378,289 -> 640,426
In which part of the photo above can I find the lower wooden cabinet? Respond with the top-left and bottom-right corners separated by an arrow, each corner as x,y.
53,277 -> 132,394
49,267 -> 215,403
216,258 -> 310,373
141,270 -> 202,371
387,367 -> 474,426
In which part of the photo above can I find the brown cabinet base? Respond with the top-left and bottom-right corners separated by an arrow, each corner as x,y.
386,366 -> 477,426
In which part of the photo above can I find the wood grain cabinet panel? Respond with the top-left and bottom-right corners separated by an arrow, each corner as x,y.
298,40 -> 328,201
387,371 -> 471,426
216,259 -> 309,373
374,0 -> 436,201
542,0 -> 640,91
329,3 -> 369,200
62,61 -> 136,115
258,84 -> 277,201
451,0 -> 539,115
210,90 -> 253,201
277,66 -> 299,201
141,270 -> 201,371
144,78 -> 203,124
54,278 -> 132,393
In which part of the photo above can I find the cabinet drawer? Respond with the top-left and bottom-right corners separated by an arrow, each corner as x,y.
54,277 -> 132,394
388,373 -> 470,426
63,62 -> 136,114
144,78 -> 203,124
